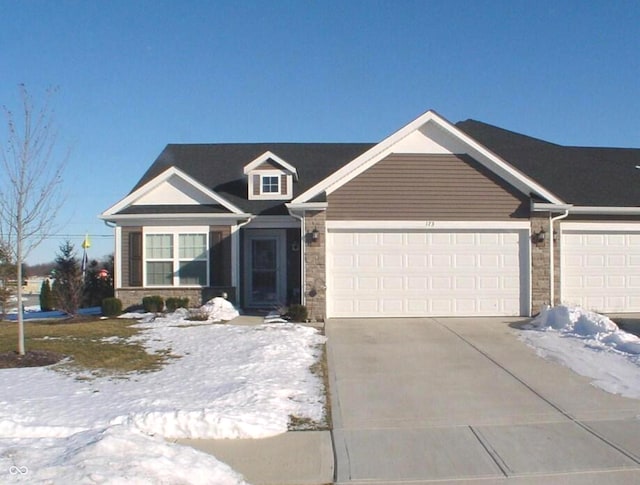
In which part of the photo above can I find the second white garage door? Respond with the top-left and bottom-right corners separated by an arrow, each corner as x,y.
327,227 -> 530,317
561,223 -> 640,313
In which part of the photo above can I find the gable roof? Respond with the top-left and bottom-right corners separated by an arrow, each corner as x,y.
102,166 -> 246,217
130,143 -> 374,215
243,151 -> 299,179
456,120 -> 640,207
292,110 -> 562,205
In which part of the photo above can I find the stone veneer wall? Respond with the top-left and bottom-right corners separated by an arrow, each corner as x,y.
116,286 -> 236,311
304,210 -> 326,321
530,213 -> 562,313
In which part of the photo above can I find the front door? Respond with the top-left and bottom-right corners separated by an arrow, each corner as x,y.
244,230 -> 286,307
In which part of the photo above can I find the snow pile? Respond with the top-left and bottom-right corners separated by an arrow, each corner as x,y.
0,310 -> 327,483
521,305 -> 640,398
3,426 -> 248,485
200,296 -> 240,322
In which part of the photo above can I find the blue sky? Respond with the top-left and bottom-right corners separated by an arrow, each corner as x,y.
1,0 -> 639,265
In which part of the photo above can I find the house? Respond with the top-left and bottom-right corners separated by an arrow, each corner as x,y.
101,111 -> 640,319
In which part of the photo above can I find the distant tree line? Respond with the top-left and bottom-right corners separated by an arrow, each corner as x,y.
25,262 -> 56,277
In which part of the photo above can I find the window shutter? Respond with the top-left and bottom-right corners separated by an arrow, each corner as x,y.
253,174 -> 260,196
129,232 -> 143,287
281,174 -> 287,195
209,231 -> 222,286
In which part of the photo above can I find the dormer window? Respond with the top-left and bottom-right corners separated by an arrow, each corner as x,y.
262,175 -> 280,193
244,151 -> 298,201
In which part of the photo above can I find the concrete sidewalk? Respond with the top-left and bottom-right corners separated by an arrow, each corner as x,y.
177,431 -> 334,485
327,317 -> 640,484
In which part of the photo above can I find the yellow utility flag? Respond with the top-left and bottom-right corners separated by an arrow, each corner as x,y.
82,234 -> 91,249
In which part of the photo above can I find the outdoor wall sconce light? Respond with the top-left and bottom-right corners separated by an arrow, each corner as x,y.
532,228 -> 546,244
311,227 -> 319,242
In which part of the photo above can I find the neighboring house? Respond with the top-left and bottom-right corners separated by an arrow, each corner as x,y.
101,111 -> 640,319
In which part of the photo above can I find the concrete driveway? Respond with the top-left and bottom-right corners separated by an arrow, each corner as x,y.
327,317 -> 640,484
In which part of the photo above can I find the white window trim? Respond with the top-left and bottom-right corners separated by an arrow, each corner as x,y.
143,226 -> 209,287
261,174 -> 280,194
248,170 -> 293,200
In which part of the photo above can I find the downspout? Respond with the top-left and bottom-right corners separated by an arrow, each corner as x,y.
549,210 -> 570,306
232,216 -> 254,302
288,209 -> 306,306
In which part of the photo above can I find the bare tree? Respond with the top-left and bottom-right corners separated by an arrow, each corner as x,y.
0,85 -> 67,354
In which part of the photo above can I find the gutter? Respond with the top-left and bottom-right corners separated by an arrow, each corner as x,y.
531,202 -> 640,216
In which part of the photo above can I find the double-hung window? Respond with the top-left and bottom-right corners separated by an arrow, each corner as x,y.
178,234 -> 207,285
145,230 -> 208,286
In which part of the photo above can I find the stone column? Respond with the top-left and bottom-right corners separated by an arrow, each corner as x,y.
530,213 -> 551,313
304,210 -> 326,321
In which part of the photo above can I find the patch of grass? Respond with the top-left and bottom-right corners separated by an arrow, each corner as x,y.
288,341 -> 331,431
0,317 -> 175,376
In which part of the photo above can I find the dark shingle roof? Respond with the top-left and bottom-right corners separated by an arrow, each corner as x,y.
129,143 -> 374,215
456,119 -> 640,207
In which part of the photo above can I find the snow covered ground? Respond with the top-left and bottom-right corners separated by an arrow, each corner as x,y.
0,311 -> 326,484
520,305 -> 640,399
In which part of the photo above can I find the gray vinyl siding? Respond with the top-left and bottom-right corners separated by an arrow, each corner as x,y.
327,154 -> 529,221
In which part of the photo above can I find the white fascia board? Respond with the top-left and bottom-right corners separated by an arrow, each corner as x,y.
532,202 -> 574,212
243,151 -> 298,179
568,206 -> 640,215
244,215 -> 301,229
285,202 -> 328,212
326,220 -> 531,230
100,213 -> 252,225
292,109 -> 564,205
101,166 -> 245,216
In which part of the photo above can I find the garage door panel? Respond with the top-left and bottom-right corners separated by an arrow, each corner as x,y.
562,227 -> 640,312
328,229 -> 527,317
407,299 -> 427,312
455,276 -> 475,290
607,275 -> 625,288
607,255 -> 625,267
334,276 -> 354,290
357,277 -> 378,290
407,277 -> 427,290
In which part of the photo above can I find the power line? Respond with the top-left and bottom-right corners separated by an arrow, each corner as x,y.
22,234 -> 113,239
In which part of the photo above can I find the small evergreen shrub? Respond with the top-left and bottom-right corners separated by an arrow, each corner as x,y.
286,304 -> 308,322
142,295 -> 164,313
40,279 -> 54,311
166,297 -> 189,312
102,297 -> 123,317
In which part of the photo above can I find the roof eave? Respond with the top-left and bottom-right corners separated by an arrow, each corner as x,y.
100,212 -> 253,223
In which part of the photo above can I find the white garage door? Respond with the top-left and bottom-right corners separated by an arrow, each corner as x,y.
562,223 -> 640,313
327,227 -> 529,317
